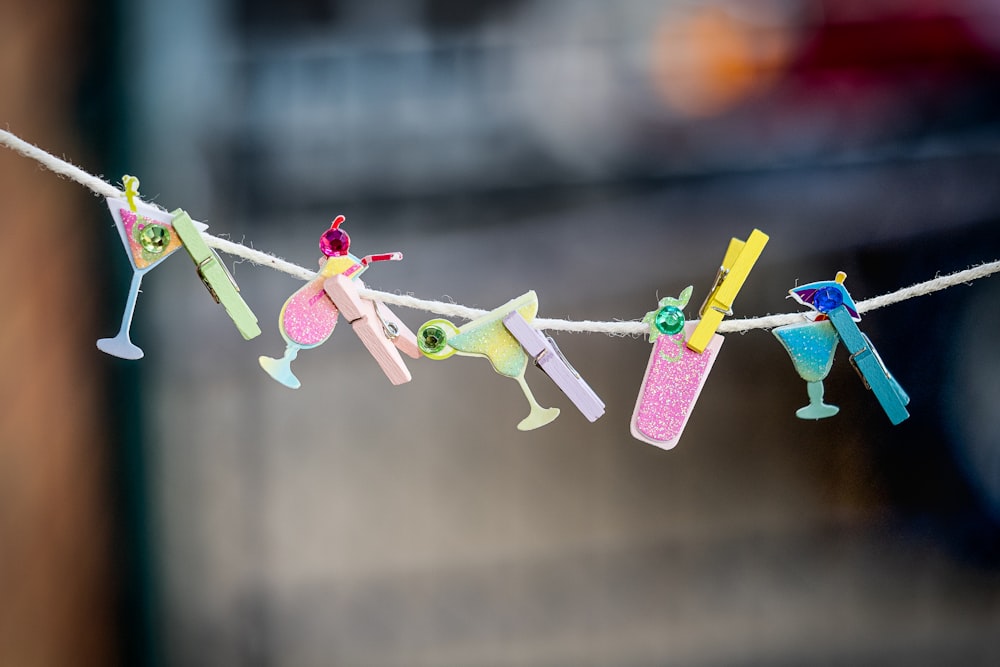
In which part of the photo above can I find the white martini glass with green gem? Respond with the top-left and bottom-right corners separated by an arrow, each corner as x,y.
98,176 -> 206,359
772,319 -> 840,419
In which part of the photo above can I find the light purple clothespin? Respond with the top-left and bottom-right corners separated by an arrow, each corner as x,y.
502,311 -> 606,422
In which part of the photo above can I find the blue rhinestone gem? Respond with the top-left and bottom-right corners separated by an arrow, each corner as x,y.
813,286 -> 844,313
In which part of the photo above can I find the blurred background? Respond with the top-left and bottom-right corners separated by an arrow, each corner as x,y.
2,0 -> 1000,664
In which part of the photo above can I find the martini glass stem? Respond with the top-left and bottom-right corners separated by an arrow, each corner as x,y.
514,373 -> 559,431
807,380 -> 825,408
122,269 -> 143,329
97,270 -> 145,359
258,345 -> 301,389
795,380 -> 840,420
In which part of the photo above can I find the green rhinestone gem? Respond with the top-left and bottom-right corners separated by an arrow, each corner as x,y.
138,224 -> 171,254
654,305 -> 685,335
420,325 -> 447,354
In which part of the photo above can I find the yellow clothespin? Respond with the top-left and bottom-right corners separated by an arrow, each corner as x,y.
686,229 -> 769,353
122,175 -> 140,212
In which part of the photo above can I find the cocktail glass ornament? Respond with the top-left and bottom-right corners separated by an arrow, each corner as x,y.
98,176 -> 205,359
258,216 -> 402,388
785,271 -> 909,422
772,319 -> 841,419
630,286 -> 725,449
416,291 -> 560,431
771,271 -> 858,419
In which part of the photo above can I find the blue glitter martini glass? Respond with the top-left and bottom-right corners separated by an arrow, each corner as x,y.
772,319 -> 840,419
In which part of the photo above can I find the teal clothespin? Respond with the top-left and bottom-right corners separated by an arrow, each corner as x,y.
790,272 -> 909,425
826,305 -> 909,425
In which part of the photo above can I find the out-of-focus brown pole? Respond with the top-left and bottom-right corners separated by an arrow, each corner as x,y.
0,2 -> 116,666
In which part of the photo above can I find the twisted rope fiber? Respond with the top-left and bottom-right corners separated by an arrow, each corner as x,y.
3,128 -> 998,334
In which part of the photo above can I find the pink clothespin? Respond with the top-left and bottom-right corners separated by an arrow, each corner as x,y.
323,273 -> 419,385
259,216 -> 412,389
502,311 -> 605,422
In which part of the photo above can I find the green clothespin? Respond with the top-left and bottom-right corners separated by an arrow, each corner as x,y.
170,209 -> 261,340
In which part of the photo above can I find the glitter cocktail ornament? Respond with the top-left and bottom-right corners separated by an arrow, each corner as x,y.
416,291 -> 560,431
775,271 -> 910,424
630,287 -> 725,449
772,318 -> 840,419
98,176 -> 206,359
631,229 -> 766,448
258,216 -> 402,388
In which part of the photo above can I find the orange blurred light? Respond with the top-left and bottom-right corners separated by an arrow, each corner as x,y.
651,7 -> 795,117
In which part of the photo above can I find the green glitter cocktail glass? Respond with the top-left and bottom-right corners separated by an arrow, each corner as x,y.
772,319 -> 840,419
416,291 -> 560,431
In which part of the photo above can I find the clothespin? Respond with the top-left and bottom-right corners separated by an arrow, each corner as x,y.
501,311 -> 605,422
687,229 -> 769,353
416,291 -> 560,431
789,272 -> 909,425
170,209 -> 261,340
631,286 -> 724,449
323,273 -> 419,386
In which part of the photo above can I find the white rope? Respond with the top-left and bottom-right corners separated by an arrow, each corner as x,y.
3,128 -> 999,335
1,128 -> 123,200
207,235 -> 316,282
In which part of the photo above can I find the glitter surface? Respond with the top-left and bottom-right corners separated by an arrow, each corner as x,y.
279,276 -> 339,347
448,300 -> 536,378
320,255 -> 361,278
121,208 -> 182,269
632,325 -> 723,447
772,320 -> 838,382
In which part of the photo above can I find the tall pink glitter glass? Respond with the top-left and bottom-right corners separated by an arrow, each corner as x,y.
630,322 -> 724,449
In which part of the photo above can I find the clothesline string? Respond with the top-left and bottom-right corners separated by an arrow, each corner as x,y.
3,128 -> 999,334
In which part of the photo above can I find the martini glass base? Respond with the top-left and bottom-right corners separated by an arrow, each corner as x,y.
259,348 -> 301,389
795,403 -> 840,420
795,380 -> 839,420
97,335 -> 144,360
517,407 -> 560,431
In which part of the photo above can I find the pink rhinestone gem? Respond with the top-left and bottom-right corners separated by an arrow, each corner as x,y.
319,228 -> 350,257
